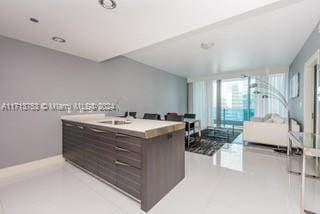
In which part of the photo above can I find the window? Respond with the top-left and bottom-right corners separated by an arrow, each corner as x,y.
191,72 -> 288,129
221,78 -> 248,125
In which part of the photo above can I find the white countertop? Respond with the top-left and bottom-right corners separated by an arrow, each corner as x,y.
61,114 -> 185,139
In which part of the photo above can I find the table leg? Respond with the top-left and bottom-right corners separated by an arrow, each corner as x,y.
198,121 -> 201,138
188,123 -> 191,148
287,139 -> 292,172
301,152 -> 306,214
316,157 -> 319,177
232,125 -> 234,136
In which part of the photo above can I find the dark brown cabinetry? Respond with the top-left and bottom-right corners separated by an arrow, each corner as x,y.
62,120 -> 185,212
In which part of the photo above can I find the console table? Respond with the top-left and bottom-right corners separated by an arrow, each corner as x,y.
288,132 -> 320,213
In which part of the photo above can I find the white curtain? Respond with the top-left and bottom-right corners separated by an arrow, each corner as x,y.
192,72 -> 288,128
192,80 -> 215,129
253,72 -> 288,117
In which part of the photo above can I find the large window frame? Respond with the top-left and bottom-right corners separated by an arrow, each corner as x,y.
192,72 -> 288,129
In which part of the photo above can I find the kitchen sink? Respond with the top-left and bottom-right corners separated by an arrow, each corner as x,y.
98,120 -> 131,125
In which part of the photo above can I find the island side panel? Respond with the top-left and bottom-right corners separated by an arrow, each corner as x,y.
141,129 -> 185,212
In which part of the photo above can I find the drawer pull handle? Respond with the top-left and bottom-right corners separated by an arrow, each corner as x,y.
90,128 -> 105,133
64,123 -> 74,127
77,126 -> 84,129
115,146 -> 130,152
115,133 -> 127,138
115,160 -> 130,167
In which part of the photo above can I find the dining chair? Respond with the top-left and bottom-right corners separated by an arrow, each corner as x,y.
184,113 -> 196,131
184,113 -> 199,147
123,112 -> 137,118
184,113 -> 196,119
143,113 -> 161,120
165,112 -> 179,120
166,114 -> 184,122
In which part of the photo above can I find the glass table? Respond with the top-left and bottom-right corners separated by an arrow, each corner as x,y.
288,132 -> 320,214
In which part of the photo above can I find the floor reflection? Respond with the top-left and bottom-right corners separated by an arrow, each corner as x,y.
212,143 -> 244,172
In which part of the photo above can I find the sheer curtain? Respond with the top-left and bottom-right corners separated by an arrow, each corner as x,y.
253,72 -> 288,117
192,80 -> 216,129
192,72 -> 288,128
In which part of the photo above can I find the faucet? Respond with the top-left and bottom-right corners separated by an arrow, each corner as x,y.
126,110 -> 135,122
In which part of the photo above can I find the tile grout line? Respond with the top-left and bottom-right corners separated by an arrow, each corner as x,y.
201,161 -> 229,214
202,142 -> 243,214
277,152 -> 298,214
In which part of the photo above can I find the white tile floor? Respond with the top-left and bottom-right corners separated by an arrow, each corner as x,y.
0,143 -> 319,214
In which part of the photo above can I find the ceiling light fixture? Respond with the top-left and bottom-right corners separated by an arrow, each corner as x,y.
29,17 -> 39,23
201,42 -> 214,50
52,37 -> 66,43
99,0 -> 117,9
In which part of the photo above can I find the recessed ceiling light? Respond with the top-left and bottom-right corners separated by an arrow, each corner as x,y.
52,37 -> 66,43
201,43 -> 215,50
29,17 -> 39,23
99,0 -> 117,9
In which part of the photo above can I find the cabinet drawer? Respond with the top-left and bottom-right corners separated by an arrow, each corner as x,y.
63,145 -> 82,163
115,161 -> 141,184
63,134 -> 83,146
98,164 -> 117,185
85,145 -> 115,163
63,122 -> 85,133
63,133 -> 85,167
115,147 -> 142,169
64,150 -> 86,169
115,133 -> 142,153
116,180 -> 140,199
115,160 -> 141,199
82,156 -> 99,174
86,126 -> 115,140
63,123 -> 85,148
84,138 -> 115,159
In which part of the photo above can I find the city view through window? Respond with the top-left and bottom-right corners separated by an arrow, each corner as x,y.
220,78 -> 254,126
213,78 -> 254,126
193,73 -> 287,129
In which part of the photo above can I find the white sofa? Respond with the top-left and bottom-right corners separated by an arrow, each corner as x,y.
243,115 -> 300,147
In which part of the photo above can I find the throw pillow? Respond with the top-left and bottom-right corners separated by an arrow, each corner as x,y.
263,114 -> 273,121
272,116 -> 285,124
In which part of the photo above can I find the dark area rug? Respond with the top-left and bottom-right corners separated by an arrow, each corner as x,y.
186,128 -> 241,156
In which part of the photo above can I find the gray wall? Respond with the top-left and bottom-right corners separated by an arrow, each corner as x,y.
289,21 -> 320,129
187,83 -> 193,113
0,36 -> 187,169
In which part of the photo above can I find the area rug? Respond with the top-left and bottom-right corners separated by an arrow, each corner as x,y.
185,129 -> 241,156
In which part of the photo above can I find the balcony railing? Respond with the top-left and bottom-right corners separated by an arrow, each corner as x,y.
217,108 -> 255,126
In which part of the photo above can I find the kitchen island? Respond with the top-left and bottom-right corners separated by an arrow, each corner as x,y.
61,114 -> 185,212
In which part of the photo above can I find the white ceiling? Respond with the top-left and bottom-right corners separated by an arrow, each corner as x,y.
0,0 -> 284,61
125,0 -> 320,80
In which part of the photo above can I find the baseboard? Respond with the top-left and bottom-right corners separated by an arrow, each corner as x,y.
0,155 -> 65,179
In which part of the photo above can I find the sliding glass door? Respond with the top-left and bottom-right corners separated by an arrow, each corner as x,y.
220,78 -> 249,127
191,72 -> 288,130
